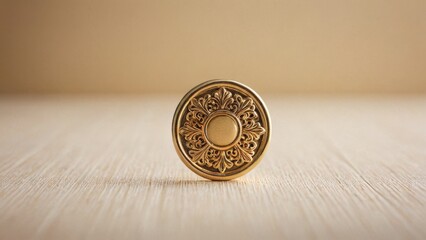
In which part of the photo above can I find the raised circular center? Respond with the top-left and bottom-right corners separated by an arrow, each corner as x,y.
205,115 -> 239,147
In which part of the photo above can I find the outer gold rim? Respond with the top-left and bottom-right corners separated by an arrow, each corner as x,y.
172,79 -> 271,181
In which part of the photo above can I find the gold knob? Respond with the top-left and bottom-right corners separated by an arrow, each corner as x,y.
172,80 -> 271,180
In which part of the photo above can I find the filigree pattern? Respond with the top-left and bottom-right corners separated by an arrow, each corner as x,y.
179,87 -> 266,173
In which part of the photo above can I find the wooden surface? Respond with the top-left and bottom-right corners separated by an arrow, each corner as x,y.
0,95 -> 425,240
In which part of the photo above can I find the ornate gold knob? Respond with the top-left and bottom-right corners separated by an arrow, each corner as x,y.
172,80 -> 271,180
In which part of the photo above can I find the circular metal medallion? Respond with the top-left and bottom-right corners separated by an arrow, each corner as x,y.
172,80 -> 271,180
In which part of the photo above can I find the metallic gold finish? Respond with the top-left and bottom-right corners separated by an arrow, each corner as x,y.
172,80 -> 271,180
205,112 -> 241,149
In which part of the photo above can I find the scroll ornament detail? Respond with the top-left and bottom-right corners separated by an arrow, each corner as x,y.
179,87 -> 266,173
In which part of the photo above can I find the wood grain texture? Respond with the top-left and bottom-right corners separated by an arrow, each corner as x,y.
0,95 -> 425,240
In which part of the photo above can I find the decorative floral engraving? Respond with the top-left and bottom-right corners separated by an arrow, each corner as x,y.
179,87 -> 266,173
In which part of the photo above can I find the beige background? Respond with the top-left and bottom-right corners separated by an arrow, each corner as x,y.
1,0 -> 426,94
1,2 -> 426,239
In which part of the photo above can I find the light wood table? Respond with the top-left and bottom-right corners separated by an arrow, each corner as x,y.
0,95 -> 425,240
